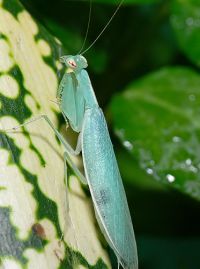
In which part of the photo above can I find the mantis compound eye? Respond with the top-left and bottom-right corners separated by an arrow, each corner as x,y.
67,59 -> 77,68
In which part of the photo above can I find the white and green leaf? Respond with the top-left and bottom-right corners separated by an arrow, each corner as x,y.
0,0 -> 110,268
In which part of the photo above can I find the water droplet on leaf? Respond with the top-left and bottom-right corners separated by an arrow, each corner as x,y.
146,168 -> 153,175
172,136 -> 181,143
166,174 -> 175,183
123,140 -> 133,151
185,158 -> 192,166
186,17 -> 194,26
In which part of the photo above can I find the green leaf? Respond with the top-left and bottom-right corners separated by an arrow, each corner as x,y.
110,67 -> 200,200
170,0 -> 200,66
0,0 -> 110,268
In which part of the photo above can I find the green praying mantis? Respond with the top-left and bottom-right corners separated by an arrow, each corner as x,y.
2,1 -> 138,268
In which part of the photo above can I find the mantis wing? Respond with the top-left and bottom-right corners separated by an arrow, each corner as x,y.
82,107 -> 138,269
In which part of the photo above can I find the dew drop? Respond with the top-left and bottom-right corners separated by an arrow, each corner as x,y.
116,128 -> 125,139
172,136 -> 181,143
146,168 -> 153,175
149,160 -> 155,166
166,174 -> 175,183
190,166 -> 198,173
186,17 -> 194,26
123,140 -> 133,151
185,158 -> 192,166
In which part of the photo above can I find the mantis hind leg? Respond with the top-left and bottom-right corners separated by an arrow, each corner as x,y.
63,151 -> 87,187
60,152 -> 78,248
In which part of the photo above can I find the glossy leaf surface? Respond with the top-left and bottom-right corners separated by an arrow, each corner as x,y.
110,67 -> 200,200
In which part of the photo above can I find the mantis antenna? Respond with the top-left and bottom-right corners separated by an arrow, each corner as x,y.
78,0 -> 92,54
81,0 -> 125,55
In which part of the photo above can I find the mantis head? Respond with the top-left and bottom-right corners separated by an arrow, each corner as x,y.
60,55 -> 88,71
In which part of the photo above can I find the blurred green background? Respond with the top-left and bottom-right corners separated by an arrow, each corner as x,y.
19,0 -> 200,268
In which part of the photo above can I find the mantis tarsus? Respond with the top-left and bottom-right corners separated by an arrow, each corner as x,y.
2,1 -> 138,268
